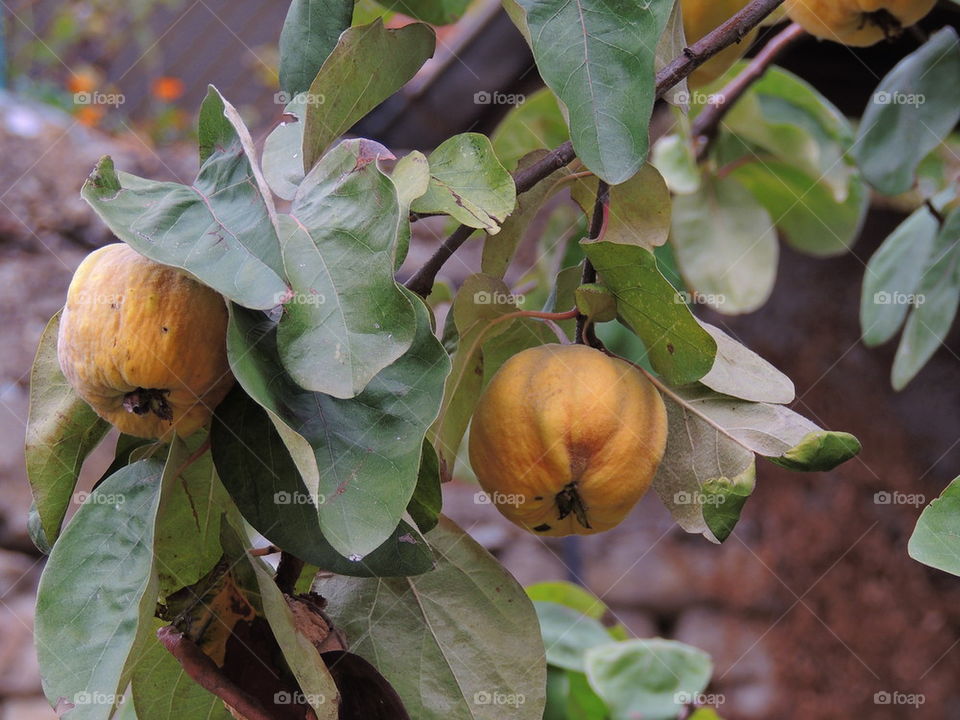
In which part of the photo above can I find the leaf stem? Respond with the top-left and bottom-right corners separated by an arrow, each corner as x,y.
575,180 -> 609,345
692,22 -> 808,162
405,0 -> 791,298
157,626 -> 280,720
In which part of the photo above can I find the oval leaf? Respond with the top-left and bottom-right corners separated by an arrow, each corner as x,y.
316,516 -> 547,720
908,477 -> 960,577
25,311 -> 110,543
277,138 -> 417,398
278,0 -> 354,98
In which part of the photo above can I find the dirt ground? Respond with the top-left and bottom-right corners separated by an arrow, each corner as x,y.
1,93 -> 959,720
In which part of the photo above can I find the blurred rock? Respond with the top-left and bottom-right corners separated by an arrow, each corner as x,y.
1,697 -> 54,720
0,594 -> 41,697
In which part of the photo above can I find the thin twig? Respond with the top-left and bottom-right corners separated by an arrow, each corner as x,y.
158,626 -> 277,720
405,0 -> 790,298
692,22 -> 808,161
575,180 -> 609,345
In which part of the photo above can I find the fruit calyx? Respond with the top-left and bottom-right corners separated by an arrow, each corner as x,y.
122,387 -> 174,421
862,10 -> 902,40
555,481 -> 592,530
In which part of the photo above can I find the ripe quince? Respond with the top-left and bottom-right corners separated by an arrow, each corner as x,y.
682,0 -> 758,88
785,0 -> 936,46
57,243 -> 234,439
468,344 -> 667,536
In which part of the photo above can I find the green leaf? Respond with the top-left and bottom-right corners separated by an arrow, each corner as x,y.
699,322 -> 795,404
36,458 -> 166,720
411,133 -> 517,233
317,516 -> 547,720
390,150 -> 431,268
701,475 -> 755,544
908,477 -> 960,576
653,391 -> 756,544
673,385 -> 862,471
491,88 -> 569,171
891,207 -> 960,390
860,202 -> 942,346
211,386 -> 434,576
278,0 -> 354,98
262,97 -> 307,201
544,669 -> 609,720
585,639 -> 712,720
534,602 -> 616,672
517,0 -> 673,183
81,97 -> 287,310
154,433 -> 226,596
276,138 -> 417,398
409,440 -> 443,533
729,159 -> 868,257
572,165 -> 671,249
129,619 -> 233,720
302,19 -> 435,169
856,28 -> 960,196
575,283 -> 618,323
430,275 -> 521,480
652,131 -> 700,195
374,0 -> 469,24
481,150 -> 570,278
226,512 -> 340,720
25,311 -> 110,543
227,293 -> 449,559
718,66 -> 858,198
526,581 -> 622,637
670,173 -> 778,315
581,241 -> 716,385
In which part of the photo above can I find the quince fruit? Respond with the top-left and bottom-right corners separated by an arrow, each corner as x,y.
682,0 -> 758,88
58,243 -> 234,439
785,0 -> 936,46
468,344 -> 667,536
